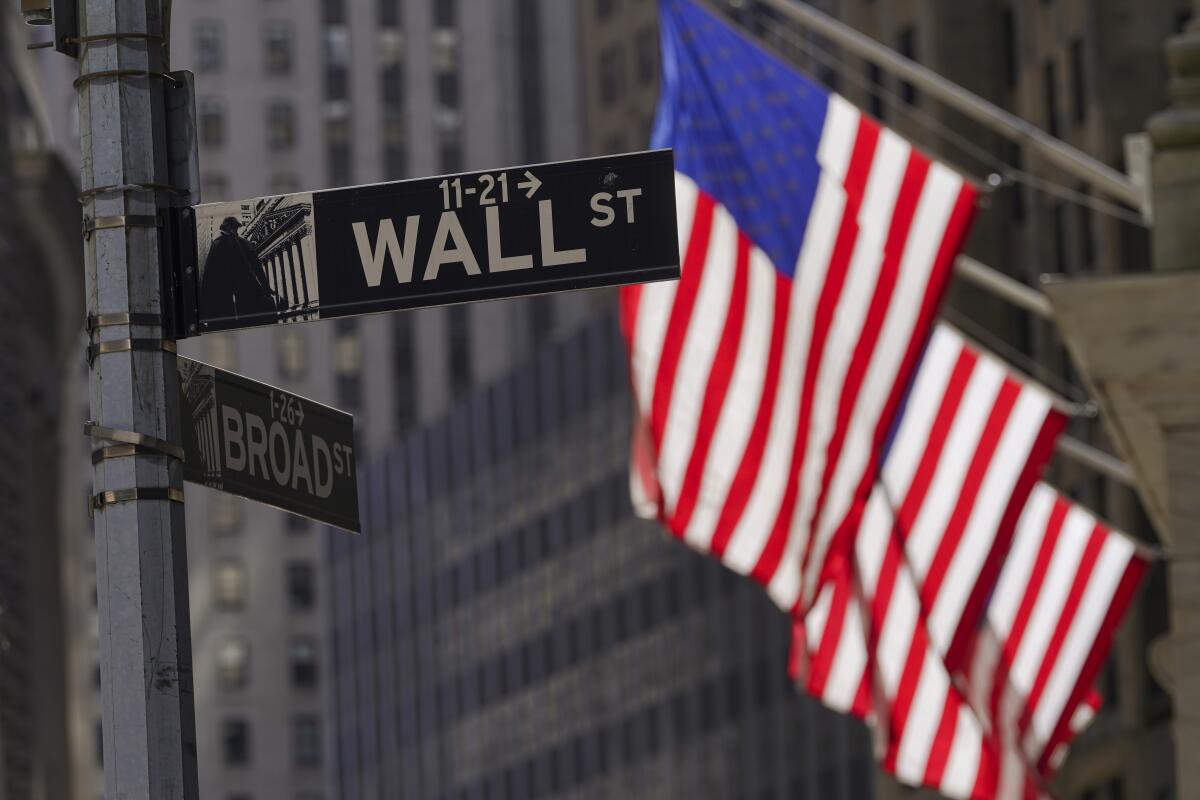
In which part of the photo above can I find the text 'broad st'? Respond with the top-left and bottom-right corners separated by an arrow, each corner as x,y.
179,357 -> 360,532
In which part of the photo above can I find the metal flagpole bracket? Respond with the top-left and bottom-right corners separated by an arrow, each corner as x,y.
85,337 -> 176,366
85,421 -> 186,462
89,487 -> 185,516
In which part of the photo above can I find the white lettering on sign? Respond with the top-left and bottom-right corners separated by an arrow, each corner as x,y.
220,404 -> 354,500
425,211 -> 482,280
591,187 -> 643,228
539,200 -> 587,267
486,206 -> 533,272
353,216 -> 420,287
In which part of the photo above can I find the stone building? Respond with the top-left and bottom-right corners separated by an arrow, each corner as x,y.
329,311 -> 874,800
0,9 -> 84,800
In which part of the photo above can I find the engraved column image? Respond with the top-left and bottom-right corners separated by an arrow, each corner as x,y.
179,359 -> 223,488
196,192 -> 320,327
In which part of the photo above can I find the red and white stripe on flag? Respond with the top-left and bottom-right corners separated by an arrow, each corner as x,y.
964,483 -> 1151,783
798,323 -> 1065,717
621,94 -> 977,616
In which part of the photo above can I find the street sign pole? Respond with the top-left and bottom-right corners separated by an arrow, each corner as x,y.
77,0 -> 199,797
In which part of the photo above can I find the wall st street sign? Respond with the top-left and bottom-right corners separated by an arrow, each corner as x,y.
178,357 -> 360,532
179,149 -> 680,335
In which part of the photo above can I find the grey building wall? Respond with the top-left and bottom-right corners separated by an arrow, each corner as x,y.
329,311 -> 874,800
0,11 -> 84,800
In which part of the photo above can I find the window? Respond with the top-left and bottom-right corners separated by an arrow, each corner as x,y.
334,319 -> 361,408
1077,185 -> 1095,268
448,305 -> 471,395
380,0 -> 402,27
291,637 -> 319,689
270,173 -> 299,195
1070,38 -> 1086,124
324,26 -> 350,100
327,117 -> 353,187
436,71 -> 460,110
636,27 -> 657,85
898,27 -> 918,105
215,560 -> 247,610
222,718 -> 250,766
394,315 -> 416,429
287,561 -> 316,611
382,63 -> 404,108
264,22 -> 294,75
266,101 -> 296,150
322,0 -> 345,24
1001,7 -> 1017,91
198,97 -> 225,148
434,0 -> 456,29
383,106 -> 407,180
1044,60 -> 1059,136
867,62 -> 885,120
217,637 -> 250,690
1053,202 -> 1068,271
599,46 -> 623,106
196,21 -> 223,72
286,512 -> 311,534
516,0 -> 544,162
278,328 -> 308,379
293,715 -> 322,768
201,174 -> 229,204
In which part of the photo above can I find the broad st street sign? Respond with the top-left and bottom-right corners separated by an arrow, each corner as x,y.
180,149 -> 680,335
178,357 -> 360,532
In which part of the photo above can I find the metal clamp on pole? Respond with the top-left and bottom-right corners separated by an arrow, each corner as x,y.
85,336 -> 176,365
72,67 -> 181,90
83,213 -> 159,240
89,487 -> 185,517
85,420 -> 186,462
85,312 -> 164,333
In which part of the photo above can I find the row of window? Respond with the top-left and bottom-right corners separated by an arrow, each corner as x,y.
418,664 -> 868,800
199,98 -> 297,151
217,636 -> 318,692
222,715 -> 321,769
413,469 -> 628,625
195,20 -> 294,76
393,555 -> 744,738
214,559 -> 315,612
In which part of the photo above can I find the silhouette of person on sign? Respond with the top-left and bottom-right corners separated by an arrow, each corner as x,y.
199,216 -> 285,324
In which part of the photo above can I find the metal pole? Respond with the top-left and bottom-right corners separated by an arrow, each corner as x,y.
746,0 -> 1142,209
77,0 -> 198,797
954,255 -> 1054,320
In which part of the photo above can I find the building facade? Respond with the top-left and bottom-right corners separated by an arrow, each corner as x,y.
38,1 -> 661,798
329,311 -> 874,800
0,10 -> 85,800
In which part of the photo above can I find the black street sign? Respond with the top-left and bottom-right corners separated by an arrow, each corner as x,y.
178,357 -> 360,532
179,149 -> 680,335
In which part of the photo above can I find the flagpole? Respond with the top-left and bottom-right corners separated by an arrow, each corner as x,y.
742,0 -> 1143,210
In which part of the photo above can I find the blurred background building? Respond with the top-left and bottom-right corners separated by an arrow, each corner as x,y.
14,0 -> 1189,799
0,10 -> 84,800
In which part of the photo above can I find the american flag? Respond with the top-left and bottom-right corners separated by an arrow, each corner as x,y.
624,0 -> 977,614
624,2 -> 1151,797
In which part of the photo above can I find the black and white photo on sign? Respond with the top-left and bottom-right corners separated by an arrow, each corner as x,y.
178,358 -> 222,489
196,193 -> 320,324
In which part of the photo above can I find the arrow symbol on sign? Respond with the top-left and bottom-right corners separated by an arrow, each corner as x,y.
517,171 -> 542,199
